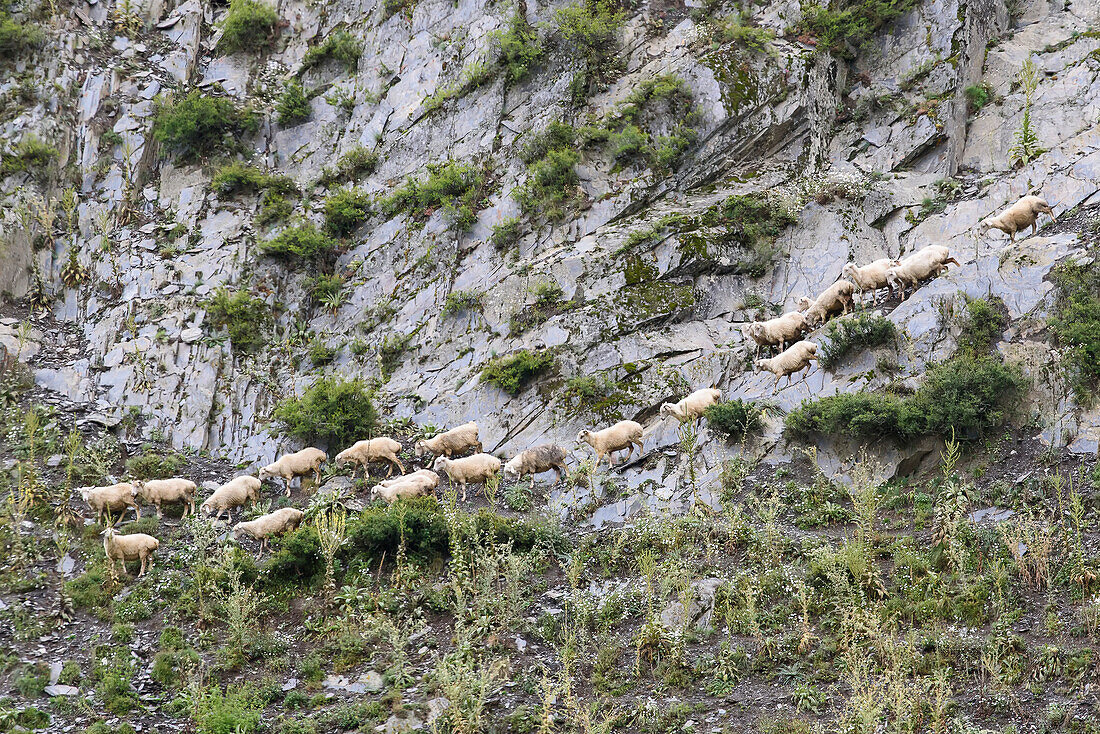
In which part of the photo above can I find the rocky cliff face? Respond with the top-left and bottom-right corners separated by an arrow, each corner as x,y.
4,0 -> 1100,519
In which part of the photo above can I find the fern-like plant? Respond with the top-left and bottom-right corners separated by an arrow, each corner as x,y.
1008,58 -> 1044,167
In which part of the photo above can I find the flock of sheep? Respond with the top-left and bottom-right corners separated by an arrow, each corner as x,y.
78,194 -> 1057,579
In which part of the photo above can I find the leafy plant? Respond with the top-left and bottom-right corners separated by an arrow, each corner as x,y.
819,313 -> 897,368
277,81 -> 311,126
490,217 -> 522,249
956,296 -> 1007,355
798,0 -> 919,59
323,187 -> 372,236
492,12 -> 544,84
217,0 -> 278,54
0,13 -> 44,59
300,30 -> 361,72
964,82 -> 994,113
1,135 -> 57,175
319,146 -> 379,186
481,349 -> 555,395
1009,58 -> 1045,166
260,222 -> 338,262
442,289 -> 484,317
1049,258 -> 1100,402
705,400 -> 764,439
204,288 -> 271,354
379,160 -> 486,231
273,376 -> 378,448
212,161 -> 296,197
153,91 -> 257,160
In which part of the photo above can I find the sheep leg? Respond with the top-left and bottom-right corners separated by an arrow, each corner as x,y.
156,504 -> 164,520
460,482 -> 467,502
633,439 -> 644,456
392,457 -> 405,475
383,461 -> 393,479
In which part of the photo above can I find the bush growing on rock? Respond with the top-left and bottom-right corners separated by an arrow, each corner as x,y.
273,376 -> 377,448
379,160 -> 486,231
319,146 -> 378,186
126,447 -> 186,480
323,187 -> 372,236
798,0 -> 919,59
1,134 -> 56,176
154,92 -> 257,160
300,30 -> 361,73
492,12 -> 544,83
956,296 -> 1007,355
217,0 -> 278,54
481,349 -> 555,395
204,288 -> 271,354
0,12 -> 44,60
705,399 -> 764,439
212,161 -> 296,198
819,313 -> 897,368
277,81 -> 311,126
260,222 -> 338,263
554,0 -> 624,102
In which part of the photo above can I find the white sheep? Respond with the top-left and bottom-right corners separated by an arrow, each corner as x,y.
132,478 -> 197,519
659,388 -> 723,423
79,483 -> 140,525
200,476 -> 262,522
259,447 -> 327,497
102,527 -> 159,579
885,246 -> 961,299
744,312 -> 806,355
414,421 -> 482,459
370,470 -> 440,503
979,195 -> 1057,242
577,420 -> 644,468
842,258 -> 900,306
753,340 -> 818,392
335,437 -> 405,478
231,508 -> 305,555
502,444 -> 568,485
804,280 -> 856,327
432,453 -> 502,501
795,296 -> 813,312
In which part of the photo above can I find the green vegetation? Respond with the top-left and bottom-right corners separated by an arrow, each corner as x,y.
273,376 -> 377,448
322,187 -> 372,236
318,146 -> 378,186
798,0 -> 919,59
0,135 -> 56,175
300,30 -> 361,73
603,75 -> 701,172
1009,57 -> 1045,167
481,349 -> 555,395
126,447 -> 186,480
787,354 -> 1027,441
964,82 -> 994,113
421,61 -> 494,115
379,160 -> 487,231
204,288 -> 271,354
217,0 -> 278,54
1050,257 -> 1100,403
490,217 -> 522,250
153,91 -> 257,160
819,313 -> 897,368
0,12 -> 44,60
705,399 -> 764,439
956,296 -> 1007,355
492,12 -> 544,84
211,161 -> 296,198
260,222 -> 338,263
191,683 -> 263,734
276,81 -> 311,126
554,0 -> 624,102
441,289 -> 484,317
696,194 -> 797,277
509,280 -> 572,334
709,11 -> 775,50
516,122 -> 582,220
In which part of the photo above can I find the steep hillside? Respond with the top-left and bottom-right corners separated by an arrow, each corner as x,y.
3,0 -> 1100,728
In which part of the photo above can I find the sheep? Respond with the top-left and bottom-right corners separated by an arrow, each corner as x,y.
231,508 -> 305,555
577,420 -> 644,468
979,195 -> 1057,242
659,388 -> 723,423
432,453 -> 502,501
885,246 -> 961,299
102,527 -> 159,579
259,447 -> 327,498
79,483 -> 140,525
753,340 -> 818,393
414,421 -> 482,459
795,296 -> 814,312
744,312 -> 806,356
200,476 -> 262,522
842,258 -> 901,306
335,437 -> 405,478
132,478 -> 197,519
370,470 -> 440,503
502,444 -> 568,485
804,280 -> 856,327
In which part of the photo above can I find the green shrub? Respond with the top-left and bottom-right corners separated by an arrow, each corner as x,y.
319,146 -> 378,186
300,30 -> 361,72
14,664 -> 48,697
421,61 -> 494,115
0,14 -> 44,59
964,83 -> 994,113
273,376 -> 377,448
66,565 -> 114,614
343,496 -> 448,564
191,683 -> 263,734
257,192 -> 294,225
956,296 -> 1007,355
705,400 -> 764,439
554,0 -> 623,65
263,526 -> 323,581
441,289 -> 484,317
490,217 -> 522,249
1,134 -> 57,175
492,12 -> 544,84
786,354 -> 1026,441
323,187 -> 372,236
481,349 -> 555,395
204,288 -> 270,354
212,162 -> 296,197
260,222 -> 338,262
308,339 -> 337,367
798,0 -> 919,59
379,160 -> 486,231
218,0 -> 278,54
126,448 -> 186,479
509,281 -> 572,334
277,81 -> 311,126
154,92 -> 257,160
1050,258 -> 1100,403
516,146 -> 580,221
819,313 -> 897,368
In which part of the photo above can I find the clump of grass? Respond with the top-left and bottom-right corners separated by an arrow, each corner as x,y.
819,313 -> 897,368
0,134 -> 57,175
212,161 -> 296,198
217,0 -> 278,54
273,376 -> 377,448
319,146 -> 379,186
126,447 -> 186,480
491,12 -> 544,84
277,81 -> 311,126
153,91 -> 258,160
490,217 -> 523,250
509,280 -> 572,334
300,30 -> 361,73
260,221 -> 338,263
0,14 -> 45,60
956,296 -> 1007,355
204,288 -> 271,354
705,400 -> 764,439
516,122 -> 582,221
554,0 -> 624,103
964,82 -> 994,113
323,187 -> 372,236
379,160 -> 486,231
1049,258 -> 1100,403
442,289 -> 484,318
481,349 -> 555,395
798,0 -> 919,59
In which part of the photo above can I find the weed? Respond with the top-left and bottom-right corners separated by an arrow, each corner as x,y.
492,12 -> 544,84
300,30 -> 361,72
277,81 -> 311,126
322,187 -> 372,236
705,400 -> 764,439
153,91 -> 257,160
798,0 -> 919,59
481,349 -> 555,395
819,313 -> 897,368
204,288 -> 271,354
380,160 -> 486,232
318,146 -> 378,186
260,222 -> 338,263
218,0 -> 278,54
441,289 -> 484,318
273,376 -> 377,448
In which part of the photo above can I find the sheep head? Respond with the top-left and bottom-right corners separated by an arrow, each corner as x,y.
842,263 -> 857,279
752,359 -> 764,374
129,482 -> 142,498
658,403 -> 675,419
576,430 -> 593,445
257,465 -> 276,481
334,449 -> 353,466
502,459 -> 521,481
885,269 -> 903,290
978,217 -> 996,231
413,441 -> 429,457
79,488 -> 91,501
431,456 -> 448,472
